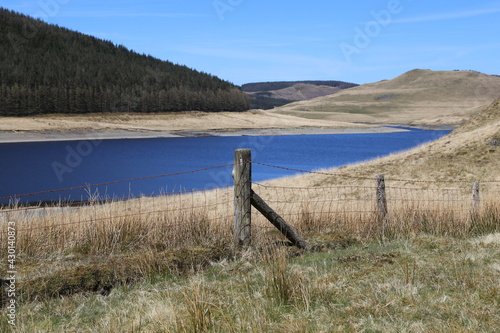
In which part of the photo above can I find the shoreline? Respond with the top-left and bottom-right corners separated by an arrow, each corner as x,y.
0,126 -> 409,144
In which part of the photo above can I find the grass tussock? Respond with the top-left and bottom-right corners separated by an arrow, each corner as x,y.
17,245 -> 231,304
1,184 -> 499,306
3,234 -> 499,332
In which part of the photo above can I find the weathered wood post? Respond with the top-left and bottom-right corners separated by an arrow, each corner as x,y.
233,149 -> 252,248
376,175 -> 388,234
472,181 -> 480,213
251,191 -> 308,249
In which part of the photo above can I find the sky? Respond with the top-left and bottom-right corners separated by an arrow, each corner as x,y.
2,0 -> 500,86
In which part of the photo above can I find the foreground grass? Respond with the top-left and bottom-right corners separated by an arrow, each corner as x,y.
1,180 -> 498,332
3,233 -> 499,332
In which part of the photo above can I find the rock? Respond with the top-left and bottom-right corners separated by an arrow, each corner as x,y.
489,140 -> 500,146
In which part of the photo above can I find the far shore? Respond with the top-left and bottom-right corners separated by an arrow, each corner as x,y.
0,110 -> 457,144
0,126 -> 409,144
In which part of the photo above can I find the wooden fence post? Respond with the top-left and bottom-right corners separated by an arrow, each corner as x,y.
376,175 -> 388,231
234,149 -> 252,248
472,181 -> 480,212
251,191 -> 308,249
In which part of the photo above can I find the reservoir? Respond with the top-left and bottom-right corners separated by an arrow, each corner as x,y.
0,128 -> 450,204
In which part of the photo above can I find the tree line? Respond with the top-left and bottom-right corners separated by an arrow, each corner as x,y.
0,8 -> 249,116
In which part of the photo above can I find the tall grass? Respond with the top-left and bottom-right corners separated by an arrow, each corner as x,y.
0,183 -> 498,309
7,233 -> 499,332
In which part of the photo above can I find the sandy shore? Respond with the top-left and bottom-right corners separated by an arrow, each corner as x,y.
0,110 -> 410,143
0,126 -> 407,143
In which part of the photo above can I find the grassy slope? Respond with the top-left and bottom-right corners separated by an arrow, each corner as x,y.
273,69 -> 500,126
246,83 -> 343,101
272,98 -> 500,189
242,81 -> 358,109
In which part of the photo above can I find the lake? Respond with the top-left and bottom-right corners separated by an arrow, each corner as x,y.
0,128 -> 451,204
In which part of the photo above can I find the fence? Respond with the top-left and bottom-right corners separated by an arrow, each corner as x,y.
1,148 -> 499,306
1,148 -> 499,258
233,149 -> 500,248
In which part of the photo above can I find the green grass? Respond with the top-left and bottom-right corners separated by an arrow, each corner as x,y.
3,233 -> 499,332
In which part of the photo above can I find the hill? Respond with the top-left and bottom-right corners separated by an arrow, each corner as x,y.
0,8 -> 249,116
242,80 -> 358,109
273,69 -> 500,126
273,98 -> 500,189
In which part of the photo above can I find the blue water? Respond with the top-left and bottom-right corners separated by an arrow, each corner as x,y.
0,128 -> 450,204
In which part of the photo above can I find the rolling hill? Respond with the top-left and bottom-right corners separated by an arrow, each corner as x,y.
0,8 -> 249,116
273,69 -> 500,126
242,80 -> 358,109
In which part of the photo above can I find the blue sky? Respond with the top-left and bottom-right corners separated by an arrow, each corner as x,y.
3,0 -> 500,85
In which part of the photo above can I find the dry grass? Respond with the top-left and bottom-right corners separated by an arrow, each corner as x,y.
274,69 -> 500,126
1,98 -> 499,310
1,181 -> 498,311
0,109 -> 368,135
266,98 -> 500,189
3,230 -> 499,332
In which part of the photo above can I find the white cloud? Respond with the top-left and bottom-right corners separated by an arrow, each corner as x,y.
59,11 -> 207,19
174,45 -> 341,67
393,7 -> 500,24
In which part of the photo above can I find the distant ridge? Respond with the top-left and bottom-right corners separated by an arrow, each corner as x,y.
275,69 -> 500,126
242,80 -> 358,109
0,8 -> 249,116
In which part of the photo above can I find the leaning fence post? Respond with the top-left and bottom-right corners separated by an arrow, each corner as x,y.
234,149 -> 252,248
251,190 -> 308,249
472,181 -> 480,212
376,175 -> 388,232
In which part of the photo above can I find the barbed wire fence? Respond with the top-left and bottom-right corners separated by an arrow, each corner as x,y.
0,165 -> 236,261
0,149 -> 499,260
249,160 -> 500,243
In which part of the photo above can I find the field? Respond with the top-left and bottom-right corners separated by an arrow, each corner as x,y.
1,98 -> 499,332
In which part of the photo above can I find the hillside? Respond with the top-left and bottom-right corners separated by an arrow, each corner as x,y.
242,80 -> 358,109
273,98 -> 500,189
0,8 -> 249,116
274,69 -> 500,126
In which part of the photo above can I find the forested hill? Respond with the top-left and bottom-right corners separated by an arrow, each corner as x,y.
0,8 -> 249,116
242,81 -> 358,93
242,80 -> 358,109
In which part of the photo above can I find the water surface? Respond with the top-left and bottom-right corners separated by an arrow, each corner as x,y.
0,128 -> 450,204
